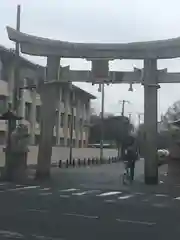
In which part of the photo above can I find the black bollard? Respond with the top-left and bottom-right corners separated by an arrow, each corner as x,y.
87,158 -> 90,165
59,160 -> 62,168
66,159 -> 69,168
84,158 -> 86,166
108,157 -> 111,164
72,159 -> 75,167
78,158 -> 81,167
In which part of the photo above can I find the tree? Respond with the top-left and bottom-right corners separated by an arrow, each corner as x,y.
89,115 -> 133,156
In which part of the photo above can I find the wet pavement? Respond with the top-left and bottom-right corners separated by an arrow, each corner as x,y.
0,160 -> 180,239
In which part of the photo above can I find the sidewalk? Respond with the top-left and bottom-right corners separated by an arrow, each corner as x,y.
124,163 -> 180,195
4,159 -> 180,196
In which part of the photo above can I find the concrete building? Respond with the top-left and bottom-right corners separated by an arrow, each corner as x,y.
0,45 -> 96,147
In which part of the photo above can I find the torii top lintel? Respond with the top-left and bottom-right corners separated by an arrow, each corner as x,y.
6,26 -> 180,60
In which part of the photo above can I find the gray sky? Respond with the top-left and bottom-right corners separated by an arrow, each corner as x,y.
1,0 -> 180,124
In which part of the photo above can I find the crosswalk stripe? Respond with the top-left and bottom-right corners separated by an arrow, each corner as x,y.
174,196 -> 180,200
118,194 -> 134,200
60,188 -> 79,192
7,186 -> 40,192
104,199 -> 116,203
39,192 -> 52,196
155,194 -> 168,197
60,195 -> 70,198
97,191 -> 122,197
40,188 -> 51,191
72,190 -> 100,196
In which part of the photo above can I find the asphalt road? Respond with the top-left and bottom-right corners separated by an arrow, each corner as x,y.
0,161 -> 179,239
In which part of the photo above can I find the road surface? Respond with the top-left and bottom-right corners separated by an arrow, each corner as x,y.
0,161 -> 179,239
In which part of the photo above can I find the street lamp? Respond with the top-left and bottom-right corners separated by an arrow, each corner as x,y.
69,84 -> 75,164
98,83 -> 105,161
128,82 -> 133,92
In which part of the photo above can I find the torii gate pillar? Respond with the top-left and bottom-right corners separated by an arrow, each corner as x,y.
144,59 -> 159,184
36,56 -> 60,179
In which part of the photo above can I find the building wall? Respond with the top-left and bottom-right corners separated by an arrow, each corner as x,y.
0,54 -> 92,147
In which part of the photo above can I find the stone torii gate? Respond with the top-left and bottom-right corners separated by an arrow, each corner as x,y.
6,26 -> 180,184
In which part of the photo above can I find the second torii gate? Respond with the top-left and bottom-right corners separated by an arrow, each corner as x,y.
6,25 -> 180,184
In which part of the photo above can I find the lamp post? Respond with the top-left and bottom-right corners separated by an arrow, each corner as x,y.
98,83 -> 105,161
118,100 -> 131,159
69,84 -> 75,164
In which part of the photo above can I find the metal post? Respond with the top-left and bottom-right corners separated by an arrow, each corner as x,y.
121,100 -> 125,116
100,83 -> 105,161
69,86 -> 74,164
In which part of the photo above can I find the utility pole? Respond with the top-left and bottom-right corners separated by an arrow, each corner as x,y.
118,100 -> 130,159
99,83 -> 105,161
119,100 -> 130,116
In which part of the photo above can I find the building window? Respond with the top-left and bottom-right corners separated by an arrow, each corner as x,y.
60,138 -> 64,146
61,113 -> 64,127
73,116 -> 76,129
61,88 -> 65,103
55,110 -> 59,128
25,102 -> 31,121
36,106 -> 40,123
68,115 -> 71,128
79,118 -> 82,128
0,96 -> 6,114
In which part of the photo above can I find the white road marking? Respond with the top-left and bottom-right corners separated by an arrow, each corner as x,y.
104,199 -> 116,203
152,203 -> 168,208
174,196 -> 180,200
40,188 -> 51,191
39,192 -> 52,196
155,194 -> 168,197
72,190 -> 100,196
60,195 -> 70,198
32,234 -> 63,240
0,183 -> 8,186
135,192 -> 144,195
0,230 -> 24,239
63,213 -> 99,219
60,188 -> 79,192
97,191 -> 122,197
116,218 -> 156,226
7,186 -> 40,192
118,194 -> 134,200
27,209 -> 48,213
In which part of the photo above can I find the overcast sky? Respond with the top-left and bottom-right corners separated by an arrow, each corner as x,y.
1,0 -> 180,124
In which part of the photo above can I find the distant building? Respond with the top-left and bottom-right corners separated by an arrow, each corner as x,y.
0,45 -> 96,147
